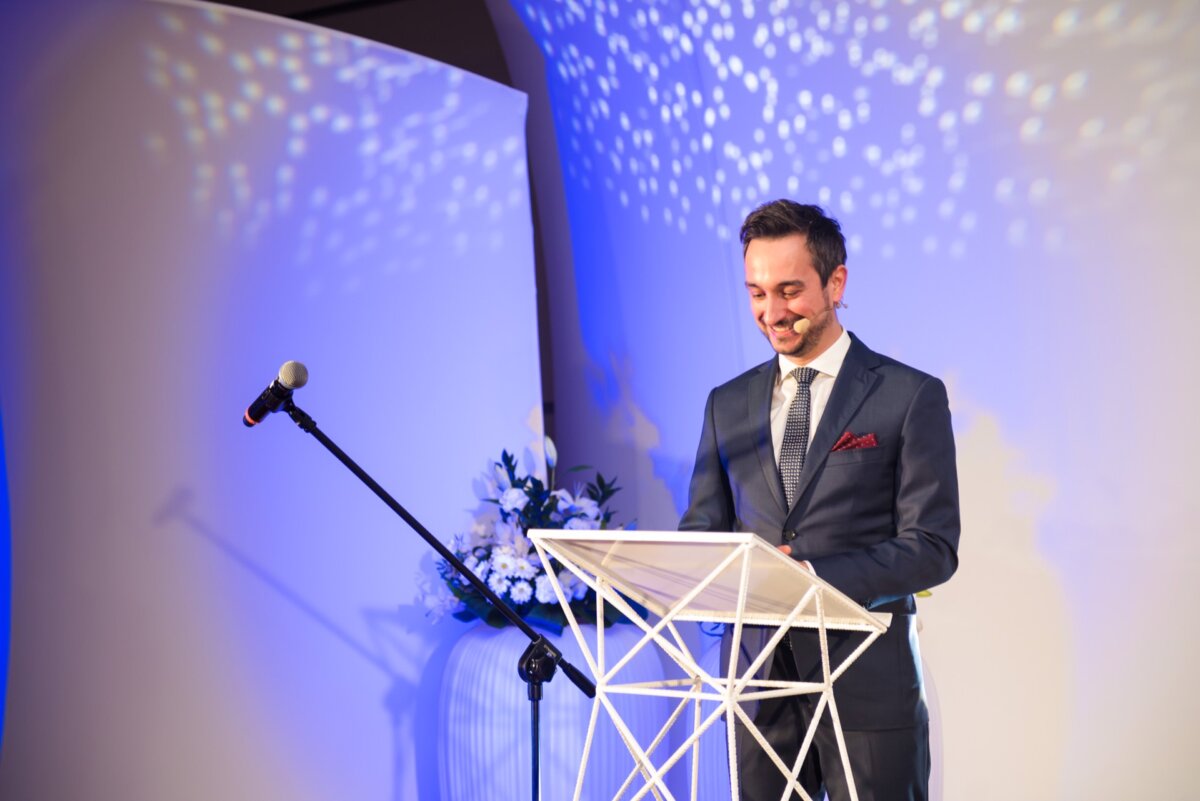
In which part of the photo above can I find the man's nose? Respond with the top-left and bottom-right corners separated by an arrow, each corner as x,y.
765,295 -> 790,324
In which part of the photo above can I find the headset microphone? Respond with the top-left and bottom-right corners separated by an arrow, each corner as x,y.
791,298 -> 848,334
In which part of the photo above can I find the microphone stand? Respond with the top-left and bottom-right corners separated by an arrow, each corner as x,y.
278,399 -> 595,801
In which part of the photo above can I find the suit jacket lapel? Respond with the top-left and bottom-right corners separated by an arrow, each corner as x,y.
748,359 -> 788,516
785,334 -> 880,522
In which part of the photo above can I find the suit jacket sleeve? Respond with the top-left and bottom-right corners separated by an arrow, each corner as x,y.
678,389 -> 734,533
808,375 -> 960,608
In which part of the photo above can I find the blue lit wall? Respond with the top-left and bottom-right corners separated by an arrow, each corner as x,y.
0,1 -> 541,798
0,409 -> 9,756
1,0 -> 1197,798
502,1 -> 1200,798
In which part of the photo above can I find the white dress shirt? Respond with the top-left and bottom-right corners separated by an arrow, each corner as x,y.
770,327 -> 852,467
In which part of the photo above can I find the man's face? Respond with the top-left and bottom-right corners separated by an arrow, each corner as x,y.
744,233 -> 847,364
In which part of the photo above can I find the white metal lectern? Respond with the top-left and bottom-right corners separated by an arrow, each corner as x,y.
528,529 -> 891,801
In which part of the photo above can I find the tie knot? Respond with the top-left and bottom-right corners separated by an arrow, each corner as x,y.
789,367 -> 818,387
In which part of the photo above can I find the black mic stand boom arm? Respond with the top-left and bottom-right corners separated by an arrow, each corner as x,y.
276,398 -> 596,801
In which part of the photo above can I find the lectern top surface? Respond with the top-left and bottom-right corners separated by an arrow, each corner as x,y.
528,530 -> 885,631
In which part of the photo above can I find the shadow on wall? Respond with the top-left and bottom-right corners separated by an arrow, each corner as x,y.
154,486 -> 454,801
592,354 -> 692,531
919,383 -> 1070,800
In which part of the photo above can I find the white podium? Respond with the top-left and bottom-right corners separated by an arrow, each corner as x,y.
528,529 -> 891,801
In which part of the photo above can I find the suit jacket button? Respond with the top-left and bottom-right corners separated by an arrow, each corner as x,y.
783,530 -> 797,542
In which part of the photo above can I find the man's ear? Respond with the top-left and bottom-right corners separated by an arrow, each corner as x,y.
828,264 -> 848,304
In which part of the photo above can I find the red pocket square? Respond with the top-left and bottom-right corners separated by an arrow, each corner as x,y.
832,431 -> 878,451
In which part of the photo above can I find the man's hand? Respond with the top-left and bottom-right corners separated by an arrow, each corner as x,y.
776,544 -> 814,573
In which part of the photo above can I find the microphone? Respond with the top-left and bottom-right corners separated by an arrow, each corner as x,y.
243,361 -> 309,427
791,300 -> 845,335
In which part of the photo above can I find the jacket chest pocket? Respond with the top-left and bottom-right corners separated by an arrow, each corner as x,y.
824,445 -> 894,467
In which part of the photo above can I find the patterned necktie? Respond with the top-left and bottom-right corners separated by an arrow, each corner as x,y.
779,367 -> 819,508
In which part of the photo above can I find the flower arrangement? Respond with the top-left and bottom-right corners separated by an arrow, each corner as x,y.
419,441 -> 641,632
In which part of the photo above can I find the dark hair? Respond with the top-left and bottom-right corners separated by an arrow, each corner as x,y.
739,200 -> 847,285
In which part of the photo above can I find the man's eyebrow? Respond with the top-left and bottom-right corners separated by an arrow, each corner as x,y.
744,280 -> 805,288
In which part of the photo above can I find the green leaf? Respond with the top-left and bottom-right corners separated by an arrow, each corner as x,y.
524,605 -> 566,636
461,593 -> 497,624
483,606 -> 509,628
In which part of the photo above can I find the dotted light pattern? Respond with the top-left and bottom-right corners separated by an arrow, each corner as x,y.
142,4 -> 530,294
515,0 -> 1200,259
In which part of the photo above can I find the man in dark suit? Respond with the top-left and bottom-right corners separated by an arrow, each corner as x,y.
679,201 -> 960,801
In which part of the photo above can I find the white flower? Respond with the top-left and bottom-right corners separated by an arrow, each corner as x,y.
554,491 -> 601,523
491,547 -> 517,578
499,487 -> 529,513
462,554 -> 488,581
494,517 -> 521,547
510,580 -> 533,604
564,516 -> 595,530
574,496 -> 601,520
470,519 -> 494,545
488,572 -> 511,596
534,573 -> 557,604
513,557 -> 538,580
551,489 -> 574,512
559,571 -> 591,601
544,436 -> 558,469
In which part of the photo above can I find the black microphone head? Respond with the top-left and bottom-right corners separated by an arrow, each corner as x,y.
278,360 -> 308,390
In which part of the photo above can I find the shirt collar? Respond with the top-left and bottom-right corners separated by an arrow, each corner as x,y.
777,327 -> 851,383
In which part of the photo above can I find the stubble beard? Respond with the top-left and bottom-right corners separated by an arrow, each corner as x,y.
770,304 -> 832,360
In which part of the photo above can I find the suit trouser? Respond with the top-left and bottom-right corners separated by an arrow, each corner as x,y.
734,647 -> 930,801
